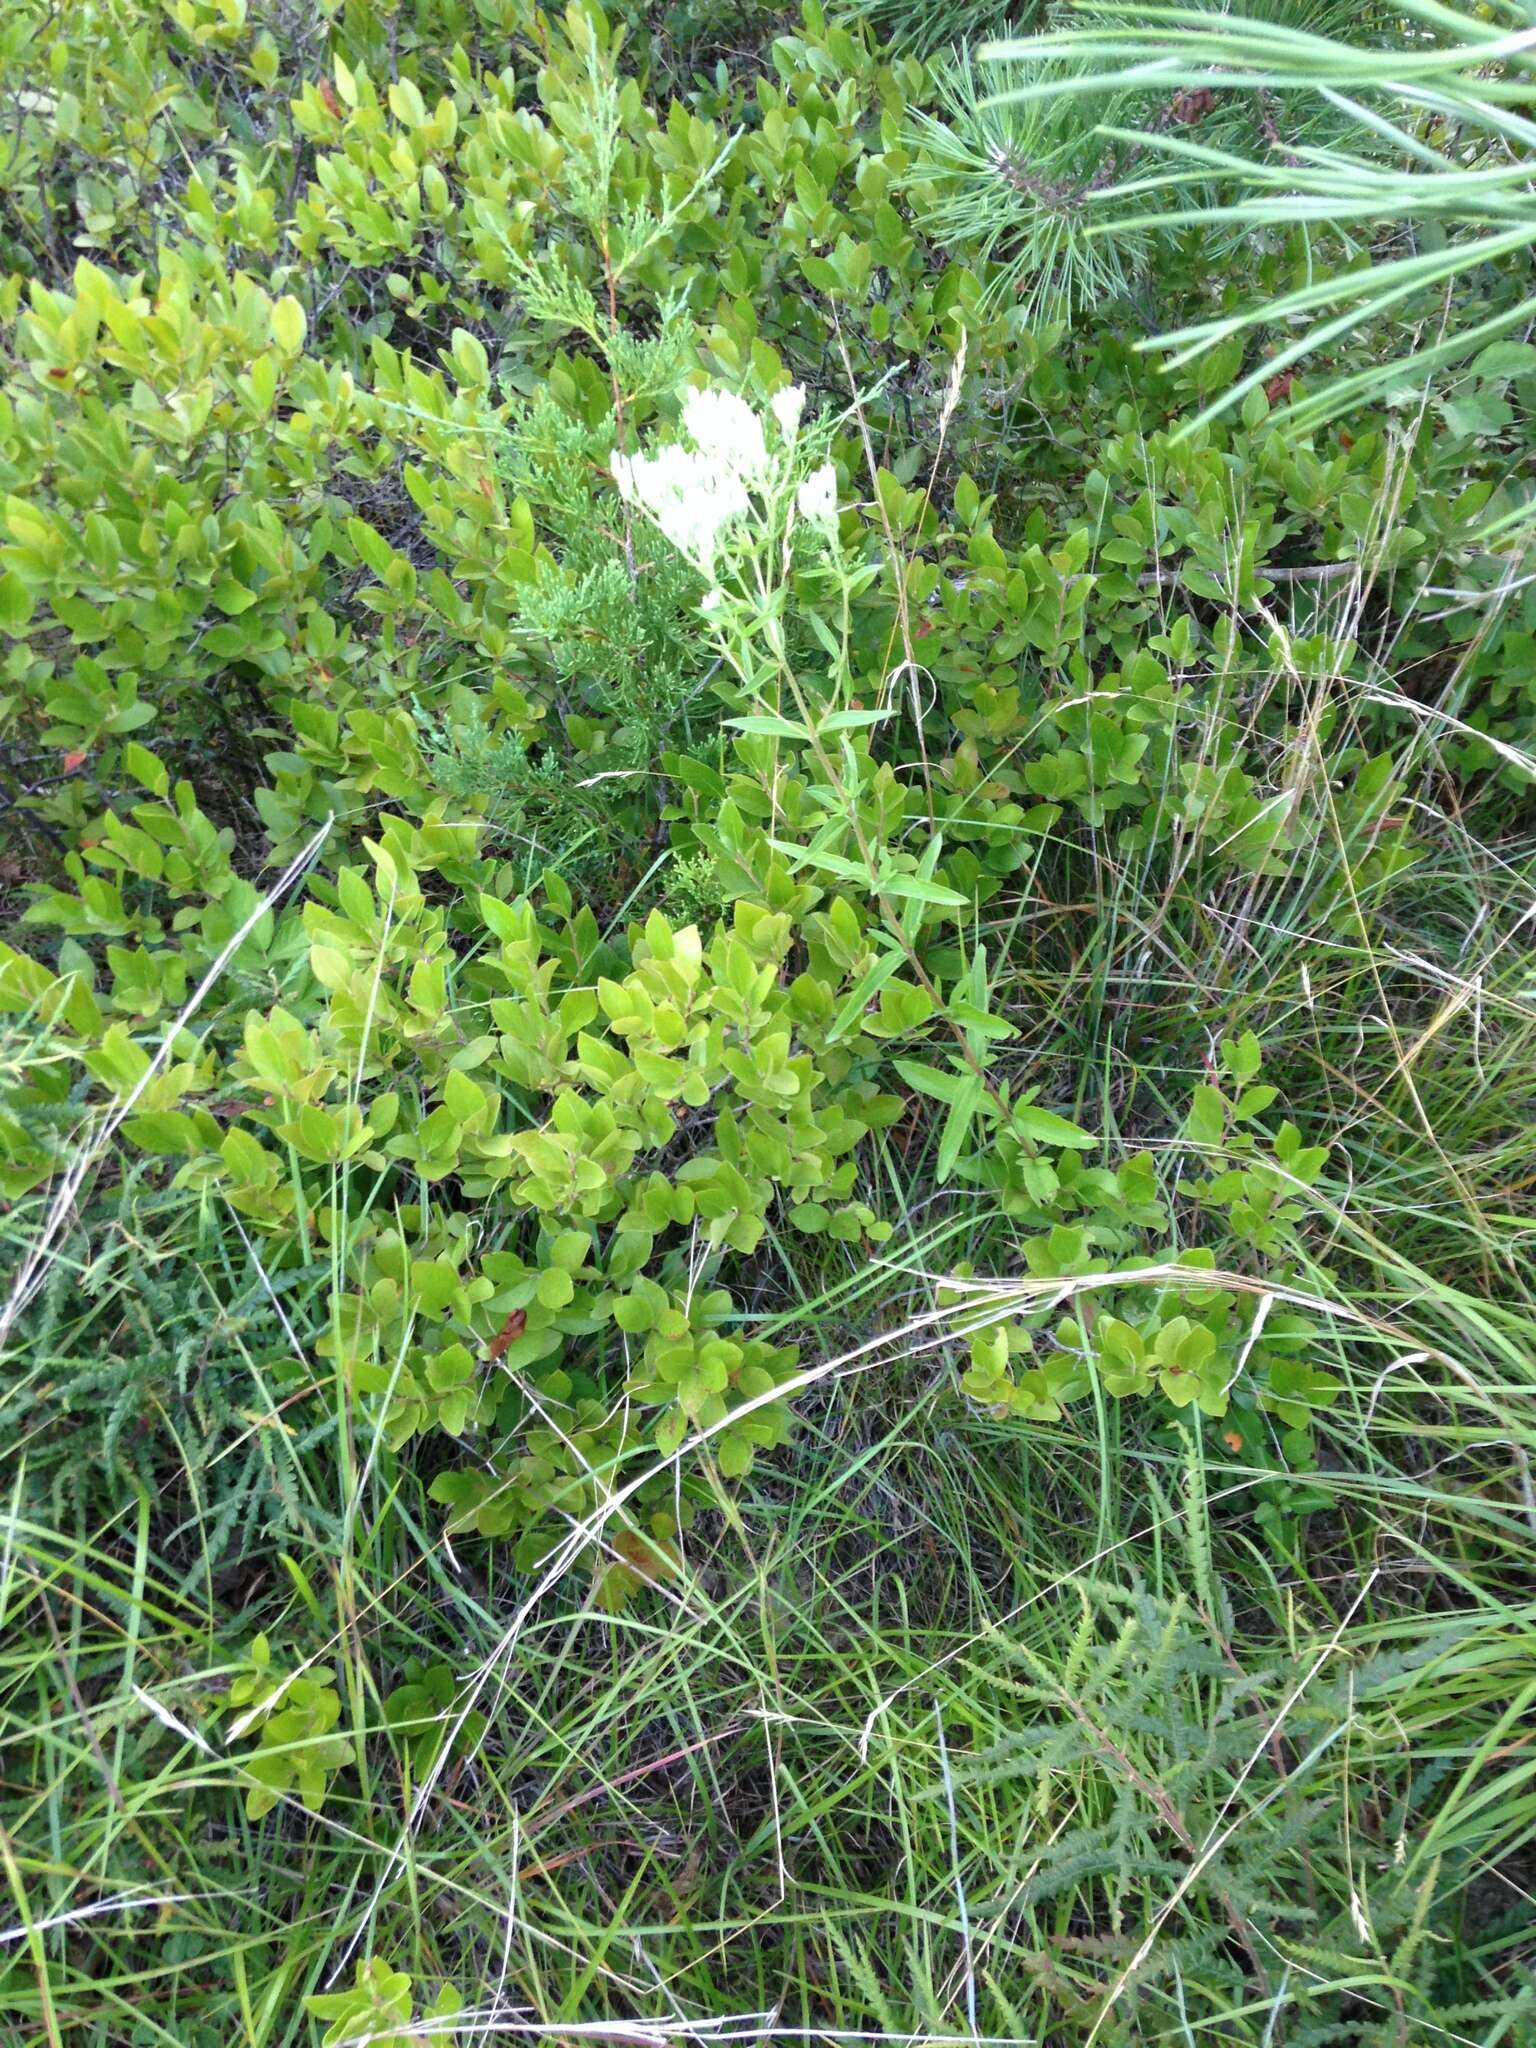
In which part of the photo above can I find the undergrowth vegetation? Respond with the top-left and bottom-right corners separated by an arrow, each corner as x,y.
1,0 -> 1534,2042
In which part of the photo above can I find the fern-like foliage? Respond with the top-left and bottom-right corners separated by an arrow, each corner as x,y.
5,1189 -> 337,1586
929,1576 -> 1503,2042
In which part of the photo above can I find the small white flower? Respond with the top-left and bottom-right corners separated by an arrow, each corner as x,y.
613,440 -> 749,575
769,384 -> 806,443
795,462 -> 839,533
681,385 -> 771,489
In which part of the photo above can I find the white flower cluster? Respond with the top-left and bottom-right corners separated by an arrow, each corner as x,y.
769,384 -> 805,441
681,385 -> 772,489
611,383 -> 838,575
795,462 -> 838,533
610,438 -> 749,577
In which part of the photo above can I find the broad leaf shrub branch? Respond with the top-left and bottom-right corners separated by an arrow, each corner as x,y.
1,0 -> 1535,2042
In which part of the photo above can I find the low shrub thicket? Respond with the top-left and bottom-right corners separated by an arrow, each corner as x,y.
2,1 -> 1534,2042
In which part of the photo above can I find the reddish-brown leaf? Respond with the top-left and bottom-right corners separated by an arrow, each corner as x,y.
485,1307 -> 527,1364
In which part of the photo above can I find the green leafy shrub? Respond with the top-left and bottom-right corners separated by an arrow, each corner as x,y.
3,3 -> 1535,2043
5,346 -> 1387,1597
306,1957 -> 462,2047
0,0 -> 1523,1814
